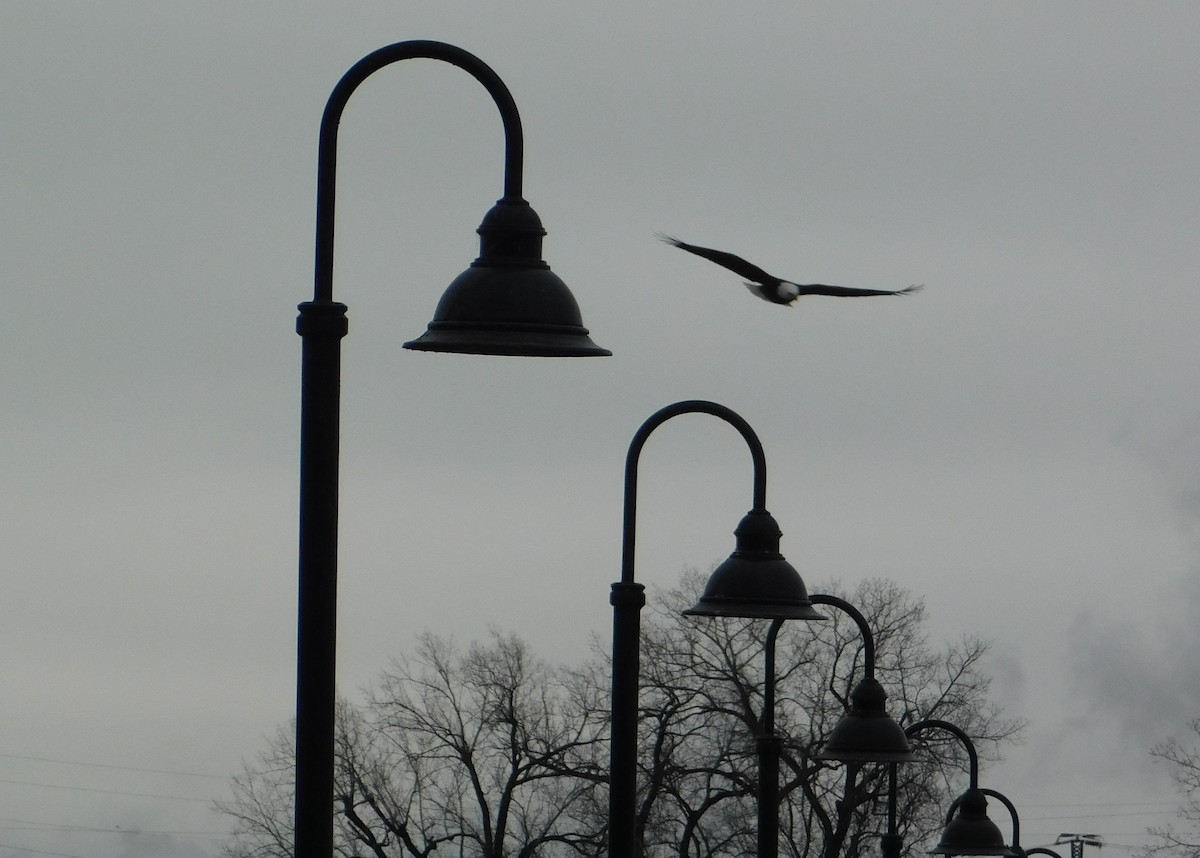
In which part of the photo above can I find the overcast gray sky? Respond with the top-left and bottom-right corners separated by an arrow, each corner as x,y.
2,3 -> 1199,857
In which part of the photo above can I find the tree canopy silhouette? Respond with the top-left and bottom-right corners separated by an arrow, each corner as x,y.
219,574 -> 1020,858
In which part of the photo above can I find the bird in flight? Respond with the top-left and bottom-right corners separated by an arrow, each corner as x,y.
658,234 -> 922,305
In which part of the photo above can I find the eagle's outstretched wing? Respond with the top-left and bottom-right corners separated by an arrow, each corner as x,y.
796,283 -> 923,297
657,234 -> 778,284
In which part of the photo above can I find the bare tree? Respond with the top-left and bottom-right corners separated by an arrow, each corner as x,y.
219,575 -> 1019,858
222,723 -> 298,858
1144,719 -> 1200,858
219,630 -> 609,858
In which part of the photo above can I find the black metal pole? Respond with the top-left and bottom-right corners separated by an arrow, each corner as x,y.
608,579 -> 645,858
881,763 -> 902,858
295,301 -> 347,858
608,401 -> 767,858
295,41 -> 526,858
758,618 -> 785,858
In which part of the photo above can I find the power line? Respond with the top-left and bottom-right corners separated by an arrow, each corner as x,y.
0,841 -> 86,858
1024,812 -> 1177,821
1027,802 -> 1178,810
0,818 -> 227,840
0,776 -> 214,803
0,751 -> 226,780
1022,806 -> 1180,811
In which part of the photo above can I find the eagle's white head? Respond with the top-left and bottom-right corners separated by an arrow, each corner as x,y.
744,281 -> 800,305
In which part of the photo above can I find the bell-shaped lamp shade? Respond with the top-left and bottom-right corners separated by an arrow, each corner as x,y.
928,789 -> 1019,857
817,677 -> 915,763
682,510 -> 823,621
404,198 -> 610,357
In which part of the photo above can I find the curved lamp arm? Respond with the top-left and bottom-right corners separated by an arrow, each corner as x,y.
882,726 -> 994,858
761,591 -> 874,734
609,399 -> 768,858
313,40 -> 525,303
908,722 -> 1018,858
883,719 -> 983,858
620,399 -> 767,584
809,593 -> 877,676
906,718 -> 982,790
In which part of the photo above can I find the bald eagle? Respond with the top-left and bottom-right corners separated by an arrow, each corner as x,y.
659,235 -> 922,305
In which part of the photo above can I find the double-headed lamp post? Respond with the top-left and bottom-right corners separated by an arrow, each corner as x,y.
295,40 -> 608,858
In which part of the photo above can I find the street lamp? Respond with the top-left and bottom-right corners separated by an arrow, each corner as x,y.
936,779 -> 1072,858
721,595 -> 914,858
945,788 -> 1043,858
886,719 -> 1017,858
812,594 -> 915,766
608,400 -> 823,858
294,40 -> 608,858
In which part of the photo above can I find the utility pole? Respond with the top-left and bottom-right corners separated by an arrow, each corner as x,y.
1056,832 -> 1104,858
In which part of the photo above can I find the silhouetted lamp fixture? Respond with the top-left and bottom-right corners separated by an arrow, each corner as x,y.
401,183 -> 610,356
608,400 -> 821,858
295,39 -> 608,858
813,593 -> 915,764
683,514 -> 826,621
943,788 -> 1036,858
931,788 -> 1018,857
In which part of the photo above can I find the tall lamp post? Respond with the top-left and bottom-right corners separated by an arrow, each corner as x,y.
608,400 -> 824,858
295,40 -> 608,858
